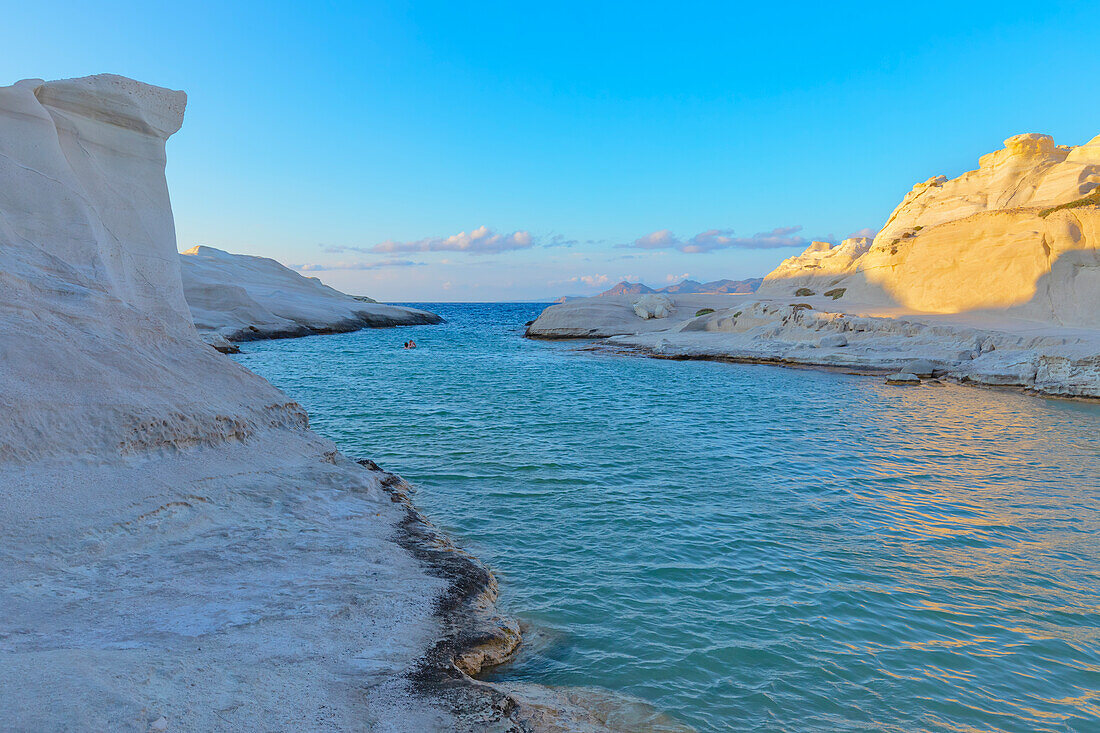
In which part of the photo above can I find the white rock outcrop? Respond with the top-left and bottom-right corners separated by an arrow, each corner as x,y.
613,301 -> 1100,398
0,75 -> 465,730
0,73 -> 717,732
632,293 -> 675,319
526,294 -> 752,338
180,245 -> 441,347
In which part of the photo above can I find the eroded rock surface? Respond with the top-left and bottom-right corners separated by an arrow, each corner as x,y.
0,74 -> 466,731
527,294 -> 752,338
180,245 -> 441,346
613,301 -> 1100,398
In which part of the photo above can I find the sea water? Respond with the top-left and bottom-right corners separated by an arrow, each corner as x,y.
233,302 -> 1100,732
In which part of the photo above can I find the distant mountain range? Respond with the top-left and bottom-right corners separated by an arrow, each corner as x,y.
598,277 -> 763,297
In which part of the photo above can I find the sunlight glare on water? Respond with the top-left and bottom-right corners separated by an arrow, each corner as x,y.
233,302 -> 1100,732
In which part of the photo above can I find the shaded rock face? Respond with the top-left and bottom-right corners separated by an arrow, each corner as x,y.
757,133 -> 1100,326
0,74 -> 478,732
180,245 -> 442,344
1,75 -> 190,330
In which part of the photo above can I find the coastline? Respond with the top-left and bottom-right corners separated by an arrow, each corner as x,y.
213,309 -> 444,351
593,340 -> 1100,402
525,297 -> 1100,401
359,458 -> 524,727
179,245 -> 444,352
363,458 -> 696,732
0,74 -> 499,732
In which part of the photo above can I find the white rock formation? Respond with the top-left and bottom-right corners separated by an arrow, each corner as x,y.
180,245 -> 441,347
527,294 -> 752,338
0,75 -> 484,731
613,301 -> 1100,398
632,293 -> 675,319
1,73 -> 674,733
756,133 -> 1100,327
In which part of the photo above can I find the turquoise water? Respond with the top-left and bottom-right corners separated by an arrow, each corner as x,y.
234,302 -> 1100,732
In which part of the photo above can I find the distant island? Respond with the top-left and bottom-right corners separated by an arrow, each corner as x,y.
556,276 -> 762,302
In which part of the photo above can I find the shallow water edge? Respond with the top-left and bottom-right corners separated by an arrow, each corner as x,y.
578,339 -> 1100,403
363,458 -> 692,732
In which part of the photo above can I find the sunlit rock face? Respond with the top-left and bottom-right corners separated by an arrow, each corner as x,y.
757,133 -> 1100,326
877,132 -> 1100,241
763,237 -> 872,286
180,245 -> 442,345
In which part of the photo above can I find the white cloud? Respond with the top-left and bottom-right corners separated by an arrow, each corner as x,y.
371,225 -> 535,255
846,227 -> 879,239
633,229 -> 679,249
550,273 -> 641,289
321,226 -> 539,256
574,274 -> 610,287
627,226 -> 810,253
296,259 -> 424,272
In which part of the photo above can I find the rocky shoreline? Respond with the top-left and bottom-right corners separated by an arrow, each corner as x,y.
595,339 -> 1100,402
209,310 -> 443,353
180,245 -> 443,352
529,130 -> 1099,400
359,459 -> 525,729
527,299 -> 1100,401
365,458 -> 695,732
0,73 -> 689,731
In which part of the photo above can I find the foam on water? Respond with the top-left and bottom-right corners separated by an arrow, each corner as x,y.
234,302 -> 1100,732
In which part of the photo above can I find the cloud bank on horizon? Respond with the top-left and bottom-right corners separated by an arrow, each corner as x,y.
324,225 -> 537,256
297,223 -> 837,271
298,259 -> 424,271
289,222 -> 879,300
629,226 -> 810,253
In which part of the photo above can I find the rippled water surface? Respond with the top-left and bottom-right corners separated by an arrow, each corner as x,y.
234,302 -> 1100,732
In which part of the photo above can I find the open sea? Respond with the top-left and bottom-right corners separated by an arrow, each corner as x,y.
233,302 -> 1100,732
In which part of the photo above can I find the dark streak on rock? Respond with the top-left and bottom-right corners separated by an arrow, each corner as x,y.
228,311 -> 445,344
355,459 -> 528,732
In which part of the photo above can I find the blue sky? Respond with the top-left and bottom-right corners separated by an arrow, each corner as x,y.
4,1 -> 1099,301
